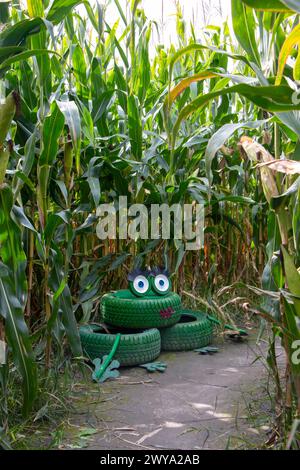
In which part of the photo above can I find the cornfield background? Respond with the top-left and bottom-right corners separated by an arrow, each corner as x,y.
0,0 -> 300,449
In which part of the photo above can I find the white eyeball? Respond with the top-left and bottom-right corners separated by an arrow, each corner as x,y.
154,274 -> 170,294
132,275 -> 149,295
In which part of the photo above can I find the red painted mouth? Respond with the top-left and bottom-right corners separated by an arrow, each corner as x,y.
159,307 -> 174,319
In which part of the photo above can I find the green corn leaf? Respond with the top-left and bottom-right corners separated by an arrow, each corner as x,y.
27,3 -> 51,98
231,0 -> 261,65
84,2 -> 99,32
205,120 -> 267,185
0,49 -> 59,75
0,185 -> 27,306
93,90 -> 115,123
14,172 -> 35,193
169,44 -> 253,82
38,103 -> 65,226
57,100 -> 81,175
276,23 -> 300,85
113,35 -> 129,69
0,185 -> 37,416
127,94 -> 142,159
86,157 -> 102,207
261,231 -> 282,323
0,18 -> 44,47
39,102 -> 65,167
114,0 -> 127,26
47,0 -> 87,24
27,0 -> 44,17
271,176 -> 300,210
217,195 -> 256,205
0,269 -> 37,416
43,210 -> 70,245
0,91 -> 17,146
12,206 -> 37,234
168,46 -> 287,135
171,84 -> 300,147
0,1 -> 9,24
87,176 -> 101,208
241,0 -> 292,11
0,150 -> 9,185
0,46 -> 25,61
49,247 -> 83,358
71,44 -> 87,93
294,49 -> 300,81
13,131 -> 37,200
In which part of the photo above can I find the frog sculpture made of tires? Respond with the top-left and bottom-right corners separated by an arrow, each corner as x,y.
101,268 -> 182,329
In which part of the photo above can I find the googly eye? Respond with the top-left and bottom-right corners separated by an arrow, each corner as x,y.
152,274 -> 171,295
130,275 -> 150,296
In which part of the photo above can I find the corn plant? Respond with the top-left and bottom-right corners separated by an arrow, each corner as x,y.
165,0 -> 300,442
1,0 -> 300,448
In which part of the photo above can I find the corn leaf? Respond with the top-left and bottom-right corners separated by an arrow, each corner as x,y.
0,18 -> 44,47
167,71 -> 220,105
127,94 -> 142,159
56,101 -> 81,175
0,185 -> 27,305
169,44 -> 253,82
205,120 -> 267,184
282,298 -> 300,376
0,185 -> 37,416
0,49 -> 59,72
49,247 -> 83,358
47,0 -> 87,24
276,23 -> 300,85
39,103 -> 65,167
172,84 -> 300,146
281,0 -> 300,13
294,49 -> 300,81
231,0 -> 260,65
241,0 -> 292,11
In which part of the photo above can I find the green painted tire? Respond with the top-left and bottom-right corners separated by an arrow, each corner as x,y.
101,289 -> 181,329
160,310 -> 213,351
79,324 -> 161,367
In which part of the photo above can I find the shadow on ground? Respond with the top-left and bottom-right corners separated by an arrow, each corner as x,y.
61,333 -> 284,450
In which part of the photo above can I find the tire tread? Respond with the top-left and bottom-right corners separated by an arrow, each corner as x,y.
79,325 -> 161,366
160,310 -> 213,351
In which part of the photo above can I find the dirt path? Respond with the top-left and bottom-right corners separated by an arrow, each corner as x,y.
62,334 -> 283,450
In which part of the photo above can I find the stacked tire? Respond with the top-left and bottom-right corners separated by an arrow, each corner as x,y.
80,289 -> 214,367
79,324 -> 161,367
101,289 -> 182,329
160,310 -> 213,351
